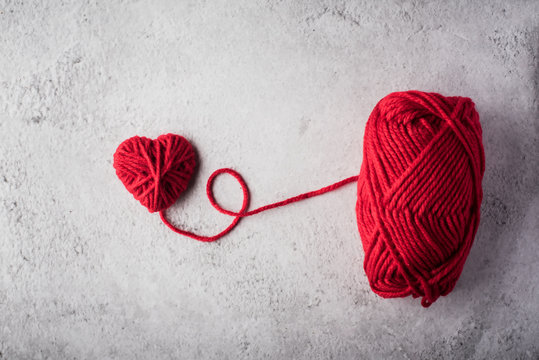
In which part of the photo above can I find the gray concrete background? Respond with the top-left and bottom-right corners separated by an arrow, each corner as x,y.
0,0 -> 538,359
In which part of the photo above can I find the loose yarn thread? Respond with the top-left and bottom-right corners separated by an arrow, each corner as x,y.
113,90 -> 485,307
160,168 -> 359,242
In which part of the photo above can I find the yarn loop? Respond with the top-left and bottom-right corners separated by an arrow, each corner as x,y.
159,167 -> 358,242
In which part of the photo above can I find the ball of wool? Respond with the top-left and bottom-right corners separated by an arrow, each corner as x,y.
356,91 -> 485,307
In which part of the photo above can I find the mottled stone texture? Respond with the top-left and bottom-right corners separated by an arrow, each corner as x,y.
0,1 -> 537,359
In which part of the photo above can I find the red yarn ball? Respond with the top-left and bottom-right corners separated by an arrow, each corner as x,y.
113,134 -> 196,213
356,91 -> 485,307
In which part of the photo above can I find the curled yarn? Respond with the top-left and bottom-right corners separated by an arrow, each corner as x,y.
112,90 -> 485,307
356,91 -> 485,306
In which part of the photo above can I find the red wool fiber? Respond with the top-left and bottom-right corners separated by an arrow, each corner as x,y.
113,90 -> 485,307
356,91 -> 485,307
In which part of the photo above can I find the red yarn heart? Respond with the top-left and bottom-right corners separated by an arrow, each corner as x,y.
113,134 -> 196,213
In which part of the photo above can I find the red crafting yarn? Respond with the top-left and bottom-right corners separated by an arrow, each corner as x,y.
159,168 -> 359,242
356,91 -> 485,307
112,90 -> 485,307
113,134 -> 197,213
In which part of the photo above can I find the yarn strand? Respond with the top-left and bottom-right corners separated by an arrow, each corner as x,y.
159,168 -> 358,242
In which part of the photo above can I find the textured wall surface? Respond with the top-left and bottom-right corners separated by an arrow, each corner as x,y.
1,1 -> 538,359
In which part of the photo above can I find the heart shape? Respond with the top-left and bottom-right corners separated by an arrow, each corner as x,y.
113,134 -> 197,213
